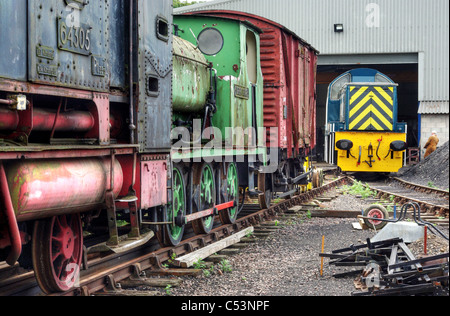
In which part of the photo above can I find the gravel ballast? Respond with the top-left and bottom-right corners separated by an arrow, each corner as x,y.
172,217 -> 373,297
169,192 -> 448,297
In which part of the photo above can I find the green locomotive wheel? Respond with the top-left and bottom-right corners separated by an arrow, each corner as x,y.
220,162 -> 239,224
192,163 -> 216,235
160,166 -> 186,246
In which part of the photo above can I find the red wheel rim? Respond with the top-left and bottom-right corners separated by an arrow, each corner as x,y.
367,209 -> 384,226
33,213 -> 84,293
48,214 -> 83,292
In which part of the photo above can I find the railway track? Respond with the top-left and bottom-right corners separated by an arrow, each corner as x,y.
1,171 -> 447,296
362,177 -> 449,222
0,176 -> 350,296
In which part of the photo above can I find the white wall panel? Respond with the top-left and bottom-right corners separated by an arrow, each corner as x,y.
176,0 -> 449,102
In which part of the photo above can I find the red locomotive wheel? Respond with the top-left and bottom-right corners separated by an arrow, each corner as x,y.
32,214 -> 83,294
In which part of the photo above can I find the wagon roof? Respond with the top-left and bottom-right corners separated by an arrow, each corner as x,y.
176,10 -> 263,34
182,10 -> 319,54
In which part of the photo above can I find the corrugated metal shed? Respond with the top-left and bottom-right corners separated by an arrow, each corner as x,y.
175,0 -> 449,106
419,102 -> 449,115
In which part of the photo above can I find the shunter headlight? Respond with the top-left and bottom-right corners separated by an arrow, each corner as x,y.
390,141 -> 407,152
336,139 -> 354,151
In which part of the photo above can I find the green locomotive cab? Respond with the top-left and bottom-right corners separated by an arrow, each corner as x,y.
172,15 -> 264,150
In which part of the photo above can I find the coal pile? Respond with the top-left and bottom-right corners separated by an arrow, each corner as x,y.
396,142 -> 449,190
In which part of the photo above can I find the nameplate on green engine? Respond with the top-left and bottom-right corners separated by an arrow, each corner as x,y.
234,85 -> 250,100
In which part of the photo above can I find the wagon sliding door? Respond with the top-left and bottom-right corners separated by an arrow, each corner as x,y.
136,0 -> 173,153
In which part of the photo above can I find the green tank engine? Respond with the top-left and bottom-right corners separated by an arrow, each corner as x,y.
158,15 -> 267,247
172,15 -> 264,150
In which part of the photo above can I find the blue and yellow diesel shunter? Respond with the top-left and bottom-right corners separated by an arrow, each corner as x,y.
325,69 -> 407,173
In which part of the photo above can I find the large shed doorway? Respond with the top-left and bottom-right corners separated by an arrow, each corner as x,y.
314,55 -> 419,162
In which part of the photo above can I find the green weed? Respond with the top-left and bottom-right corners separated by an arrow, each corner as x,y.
218,259 -> 233,273
341,181 -> 376,199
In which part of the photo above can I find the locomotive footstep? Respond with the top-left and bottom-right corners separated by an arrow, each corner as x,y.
87,230 -> 154,254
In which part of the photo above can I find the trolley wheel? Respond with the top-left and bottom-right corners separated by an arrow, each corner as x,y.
32,214 -> 83,294
160,165 -> 186,246
363,205 -> 389,230
219,162 -> 239,225
258,172 -> 272,210
192,163 -> 216,235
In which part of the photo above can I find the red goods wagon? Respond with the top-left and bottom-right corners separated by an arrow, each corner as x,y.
185,10 -> 319,158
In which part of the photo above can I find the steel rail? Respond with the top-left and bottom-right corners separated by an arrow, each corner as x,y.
45,176 -> 350,296
391,177 -> 449,198
348,178 -> 449,219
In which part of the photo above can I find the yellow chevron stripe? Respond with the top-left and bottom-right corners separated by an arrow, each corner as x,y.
374,87 -> 394,106
372,110 -> 393,130
352,112 -> 393,131
349,86 -> 369,105
358,119 -> 372,131
369,119 -> 385,131
348,86 -> 395,131
355,116 -> 386,131
349,106 -> 372,130
349,93 -> 373,118
371,92 -> 394,129
371,95 -> 393,118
